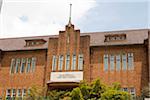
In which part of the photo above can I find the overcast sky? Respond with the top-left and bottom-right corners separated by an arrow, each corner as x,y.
0,0 -> 149,38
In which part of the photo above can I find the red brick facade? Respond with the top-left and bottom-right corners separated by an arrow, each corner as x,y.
0,24 -> 149,97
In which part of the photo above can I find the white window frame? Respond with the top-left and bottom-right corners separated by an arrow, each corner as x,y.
20,58 -> 26,73
52,55 -> 57,71
72,54 -> 76,70
78,54 -> 83,70
6,89 -> 11,98
22,89 -> 27,98
110,54 -> 115,71
65,55 -> 70,70
15,58 -> 20,73
104,54 -> 108,71
26,58 -> 31,73
58,55 -> 63,71
11,89 -> 16,98
10,58 -> 16,74
17,89 -> 22,97
116,54 -> 121,71
122,53 -> 127,70
128,53 -> 134,70
31,57 -> 36,72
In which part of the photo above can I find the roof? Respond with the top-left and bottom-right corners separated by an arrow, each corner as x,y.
0,29 -> 149,51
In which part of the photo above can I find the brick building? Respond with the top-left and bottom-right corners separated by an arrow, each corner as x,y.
0,22 -> 149,98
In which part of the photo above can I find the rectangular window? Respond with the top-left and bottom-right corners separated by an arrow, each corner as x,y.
72,55 -> 76,70
10,58 -> 16,74
31,57 -> 36,72
116,55 -> 121,71
78,54 -> 83,70
130,87 -> 136,95
122,88 -> 128,92
122,53 -> 127,70
26,58 -> 31,73
104,54 -> 108,71
110,54 -> 114,71
65,55 -> 70,70
17,89 -> 22,97
52,55 -> 57,71
6,89 -> 11,99
15,58 -> 20,73
128,53 -> 134,70
20,58 -> 26,73
11,89 -> 16,98
58,55 -> 63,71
22,89 -> 27,98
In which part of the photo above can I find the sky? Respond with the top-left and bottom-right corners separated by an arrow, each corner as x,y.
0,0 -> 149,38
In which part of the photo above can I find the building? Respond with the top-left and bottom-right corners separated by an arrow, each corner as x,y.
0,22 -> 149,98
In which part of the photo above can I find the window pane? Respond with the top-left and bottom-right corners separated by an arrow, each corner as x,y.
128,53 -> 134,70
20,58 -> 26,73
26,58 -> 31,73
52,55 -> 57,71
17,89 -> 22,97
116,55 -> 121,71
11,89 -> 16,98
110,54 -> 114,71
10,59 -> 16,74
65,55 -> 70,70
22,89 -> 27,97
104,54 -> 108,71
58,55 -> 63,71
6,89 -> 11,98
72,55 -> 76,70
78,54 -> 83,70
122,53 -> 127,70
31,57 -> 36,72
15,58 -> 20,73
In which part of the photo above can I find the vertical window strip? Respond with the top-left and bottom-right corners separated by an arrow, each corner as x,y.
20,58 -> 26,73
10,58 -> 16,74
26,58 -> 31,73
110,54 -> 115,71
116,54 -> 121,71
78,54 -> 83,70
128,53 -> 134,70
58,55 -> 63,71
122,53 -> 127,70
6,89 -> 11,99
104,54 -> 108,71
65,55 -> 70,70
22,89 -> 26,98
72,55 -> 76,70
15,58 -> 20,73
31,57 -> 36,72
17,89 -> 22,98
52,55 -> 57,71
11,89 -> 16,98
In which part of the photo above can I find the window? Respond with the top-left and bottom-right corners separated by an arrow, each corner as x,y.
110,54 -> 114,71
122,53 -> 127,70
65,55 -> 70,70
122,88 -> 128,92
31,57 -> 36,72
58,55 -> 63,71
26,58 -> 31,73
116,55 -> 121,71
72,55 -> 76,70
22,89 -> 27,98
15,58 -> 20,73
17,89 -> 22,97
6,89 -> 11,99
20,58 -> 26,73
130,87 -> 136,99
11,89 -> 16,99
78,54 -> 83,70
10,58 -> 16,74
128,53 -> 134,70
104,54 -> 108,71
52,55 -> 57,71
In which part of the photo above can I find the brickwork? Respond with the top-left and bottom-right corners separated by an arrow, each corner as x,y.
0,50 -> 47,96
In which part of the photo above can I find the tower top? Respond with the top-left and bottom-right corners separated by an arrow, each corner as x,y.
68,4 -> 72,26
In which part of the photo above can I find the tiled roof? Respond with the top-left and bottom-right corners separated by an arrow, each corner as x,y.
0,29 -> 149,51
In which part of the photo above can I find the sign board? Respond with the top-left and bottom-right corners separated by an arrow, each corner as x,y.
50,71 -> 83,82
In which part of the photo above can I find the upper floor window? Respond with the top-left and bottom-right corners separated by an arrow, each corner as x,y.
25,39 -> 46,47
10,59 -> 16,74
26,58 -> 31,73
15,58 -> 20,73
31,57 -> 36,72
72,54 -> 76,70
58,55 -> 63,71
52,55 -> 57,71
65,55 -> 70,70
104,34 -> 126,42
110,54 -> 114,71
116,54 -> 121,71
122,53 -> 127,70
128,53 -> 134,70
104,54 -> 108,71
20,58 -> 26,73
78,54 -> 83,70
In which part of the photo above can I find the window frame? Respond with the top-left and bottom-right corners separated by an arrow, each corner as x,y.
78,54 -> 83,70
